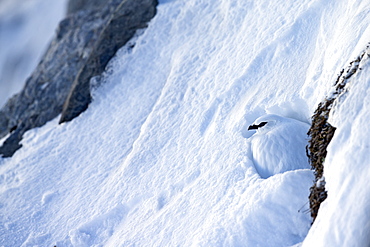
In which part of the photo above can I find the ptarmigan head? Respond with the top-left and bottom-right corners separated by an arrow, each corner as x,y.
248,114 -> 285,133
248,114 -> 310,178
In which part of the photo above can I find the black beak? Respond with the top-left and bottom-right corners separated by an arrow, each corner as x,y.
248,121 -> 267,130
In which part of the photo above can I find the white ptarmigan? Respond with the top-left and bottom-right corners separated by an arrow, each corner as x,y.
248,114 -> 310,179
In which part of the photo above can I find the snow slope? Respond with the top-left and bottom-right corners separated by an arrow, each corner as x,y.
0,0 -> 67,107
1,0 -> 370,246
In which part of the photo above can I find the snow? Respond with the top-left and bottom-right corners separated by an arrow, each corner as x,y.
0,0 -> 370,246
0,0 -> 67,107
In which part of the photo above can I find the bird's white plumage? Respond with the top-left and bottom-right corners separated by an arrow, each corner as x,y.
248,114 -> 310,178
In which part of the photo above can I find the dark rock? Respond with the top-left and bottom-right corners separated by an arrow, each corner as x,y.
67,0 -> 106,15
307,47 -> 369,223
0,0 -> 158,157
307,100 -> 336,222
0,128 -> 23,158
60,0 -> 158,123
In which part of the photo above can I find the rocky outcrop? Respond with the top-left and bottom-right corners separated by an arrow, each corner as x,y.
307,99 -> 336,221
0,0 -> 158,157
307,45 -> 370,222
67,0 -> 106,14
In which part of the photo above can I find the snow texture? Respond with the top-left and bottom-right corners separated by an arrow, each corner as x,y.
1,0 -> 370,246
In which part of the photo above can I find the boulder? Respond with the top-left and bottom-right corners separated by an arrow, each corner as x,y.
0,0 -> 158,157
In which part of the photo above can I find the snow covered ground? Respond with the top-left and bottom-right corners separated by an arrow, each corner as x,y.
1,0 -> 370,246
0,0 -> 67,107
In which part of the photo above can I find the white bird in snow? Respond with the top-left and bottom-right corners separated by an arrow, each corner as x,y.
248,114 -> 310,178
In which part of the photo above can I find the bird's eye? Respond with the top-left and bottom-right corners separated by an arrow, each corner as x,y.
248,121 -> 268,130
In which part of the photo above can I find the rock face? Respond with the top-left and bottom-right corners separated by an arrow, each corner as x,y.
67,0 -> 106,14
0,0 -> 158,157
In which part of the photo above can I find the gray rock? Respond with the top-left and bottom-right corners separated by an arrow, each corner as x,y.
0,0 -> 158,157
60,0 -> 158,123
67,0 -> 107,14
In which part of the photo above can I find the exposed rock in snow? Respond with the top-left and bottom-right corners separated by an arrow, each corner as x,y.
307,45 -> 370,223
60,0 -> 158,124
304,43 -> 370,247
0,0 -> 67,108
0,0 -> 158,157
67,0 -> 106,14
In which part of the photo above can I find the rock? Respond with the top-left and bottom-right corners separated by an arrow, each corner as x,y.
0,0 -> 158,157
306,48 -> 369,222
67,0 -> 106,14
60,0 -> 158,123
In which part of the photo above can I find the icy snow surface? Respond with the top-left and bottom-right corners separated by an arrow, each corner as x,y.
1,0 -> 370,246
0,0 -> 67,107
